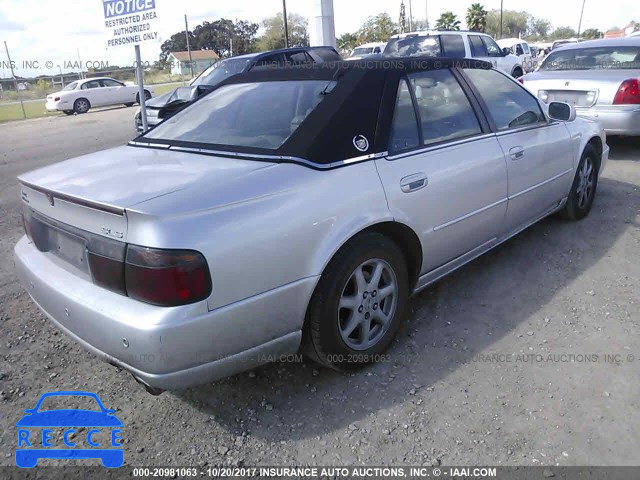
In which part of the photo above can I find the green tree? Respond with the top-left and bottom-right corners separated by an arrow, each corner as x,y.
257,12 -> 309,51
581,28 -> 602,39
159,31 -> 195,65
356,13 -> 398,43
337,32 -> 359,54
486,9 -> 530,38
193,19 -> 259,57
550,26 -> 577,40
435,11 -> 461,31
466,3 -> 488,32
530,18 -> 551,38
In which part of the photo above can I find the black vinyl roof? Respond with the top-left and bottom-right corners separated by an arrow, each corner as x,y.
138,57 -> 493,167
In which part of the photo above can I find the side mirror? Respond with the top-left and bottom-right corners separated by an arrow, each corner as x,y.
502,47 -> 511,56
196,85 -> 215,98
548,102 -> 576,122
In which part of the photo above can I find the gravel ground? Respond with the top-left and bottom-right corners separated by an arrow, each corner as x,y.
1,109 -> 639,469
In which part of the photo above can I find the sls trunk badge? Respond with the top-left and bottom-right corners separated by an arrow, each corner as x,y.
353,135 -> 370,152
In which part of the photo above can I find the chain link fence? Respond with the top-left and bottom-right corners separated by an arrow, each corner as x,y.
0,63 -> 211,123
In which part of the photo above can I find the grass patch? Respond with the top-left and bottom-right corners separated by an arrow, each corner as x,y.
0,101 -> 60,123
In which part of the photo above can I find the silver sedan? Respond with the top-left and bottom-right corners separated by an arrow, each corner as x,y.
521,37 -> 640,136
14,59 -> 608,394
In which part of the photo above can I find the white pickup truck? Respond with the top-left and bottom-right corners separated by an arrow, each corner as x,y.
384,30 -> 525,78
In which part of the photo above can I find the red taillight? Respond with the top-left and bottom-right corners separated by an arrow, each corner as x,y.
54,97 -> 60,102
124,246 -> 212,307
517,77 -> 524,84
613,78 -> 640,105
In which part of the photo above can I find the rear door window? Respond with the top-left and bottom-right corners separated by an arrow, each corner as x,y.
82,80 -> 102,89
251,53 -> 285,71
468,35 -> 487,57
284,51 -> 314,65
389,80 -> 420,153
440,35 -> 466,58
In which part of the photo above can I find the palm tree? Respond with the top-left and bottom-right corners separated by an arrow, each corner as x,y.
435,12 -> 461,31
466,3 -> 488,32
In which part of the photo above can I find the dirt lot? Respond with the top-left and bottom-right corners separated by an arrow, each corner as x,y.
1,108 -> 639,469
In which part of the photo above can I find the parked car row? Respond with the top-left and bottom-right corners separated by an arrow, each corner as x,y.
16,55 -> 608,393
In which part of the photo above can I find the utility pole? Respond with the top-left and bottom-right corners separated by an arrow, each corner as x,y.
425,0 -> 429,29
499,0 -> 504,39
577,0 -> 586,38
408,0 -> 413,31
282,0 -> 290,48
185,14 -> 194,79
4,41 -> 26,119
399,1 -> 406,34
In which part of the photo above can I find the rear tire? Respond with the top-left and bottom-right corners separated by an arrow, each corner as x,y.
559,145 -> 599,221
303,232 -> 409,371
136,90 -> 151,104
124,102 -> 135,107
73,98 -> 90,114
512,67 -> 524,78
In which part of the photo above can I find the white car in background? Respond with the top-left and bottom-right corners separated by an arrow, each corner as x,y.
347,42 -> 387,60
497,38 -> 537,72
384,30 -> 525,78
46,77 -> 154,115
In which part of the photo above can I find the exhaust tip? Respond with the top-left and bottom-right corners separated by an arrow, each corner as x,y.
132,375 -> 164,396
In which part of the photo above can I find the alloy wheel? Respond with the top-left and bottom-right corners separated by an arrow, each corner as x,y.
337,258 -> 398,351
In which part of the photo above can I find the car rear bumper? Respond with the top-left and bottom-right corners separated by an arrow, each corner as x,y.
577,106 -> 640,136
46,100 -> 67,112
14,236 -> 314,390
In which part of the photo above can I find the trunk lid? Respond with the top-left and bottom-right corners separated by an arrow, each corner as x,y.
18,144 -> 277,242
523,69 -> 637,106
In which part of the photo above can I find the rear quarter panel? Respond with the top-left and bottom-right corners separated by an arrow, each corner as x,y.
126,161 -> 393,312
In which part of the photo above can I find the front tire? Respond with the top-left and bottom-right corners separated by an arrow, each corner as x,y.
303,232 -> 409,371
560,145 -> 599,221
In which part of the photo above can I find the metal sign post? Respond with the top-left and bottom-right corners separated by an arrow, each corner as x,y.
134,45 -> 148,131
4,41 -> 26,120
102,0 -> 160,133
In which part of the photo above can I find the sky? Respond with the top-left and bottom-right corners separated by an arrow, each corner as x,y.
0,0 -> 637,77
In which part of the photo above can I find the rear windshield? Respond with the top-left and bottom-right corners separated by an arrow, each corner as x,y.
540,46 -> 640,70
384,35 -> 442,58
352,47 -> 373,56
143,80 -> 336,150
192,58 -> 252,86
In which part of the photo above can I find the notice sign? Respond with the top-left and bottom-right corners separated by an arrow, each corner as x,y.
103,0 -> 160,48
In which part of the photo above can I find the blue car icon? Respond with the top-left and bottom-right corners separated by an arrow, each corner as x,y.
16,391 -> 123,468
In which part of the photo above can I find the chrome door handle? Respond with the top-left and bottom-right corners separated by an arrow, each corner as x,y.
400,173 -> 428,193
509,146 -> 525,160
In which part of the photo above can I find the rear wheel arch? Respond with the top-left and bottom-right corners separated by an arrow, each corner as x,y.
315,221 -> 423,294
